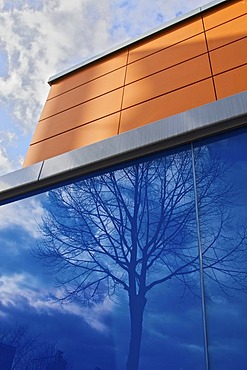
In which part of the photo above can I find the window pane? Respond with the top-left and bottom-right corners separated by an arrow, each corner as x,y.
194,126 -> 247,370
0,145 -> 205,369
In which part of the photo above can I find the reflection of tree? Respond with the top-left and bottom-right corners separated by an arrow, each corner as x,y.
194,146 -> 247,295
36,146 -> 247,370
0,325 -> 71,369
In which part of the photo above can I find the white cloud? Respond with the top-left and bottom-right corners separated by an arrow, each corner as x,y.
0,144 -> 13,175
0,0 -> 113,135
0,0 -> 209,173
0,131 -> 17,174
0,272 -> 115,332
0,126 -> 29,175
109,0 -> 201,39
0,197 -> 44,238
0,0 -> 209,129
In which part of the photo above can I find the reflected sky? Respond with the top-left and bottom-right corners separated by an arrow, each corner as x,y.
0,144 -> 206,370
3,126 -> 247,369
194,126 -> 247,370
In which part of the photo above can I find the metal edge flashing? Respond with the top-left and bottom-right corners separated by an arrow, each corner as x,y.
0,162 -> 43,202
200,0 -> 228,11
0,90 -> 246,204
47,7 -> 200,84
39,90 -> 247,178
48,0 -> 228,84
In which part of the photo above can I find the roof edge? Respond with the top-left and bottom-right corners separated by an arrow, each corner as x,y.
48,0 -> 227,84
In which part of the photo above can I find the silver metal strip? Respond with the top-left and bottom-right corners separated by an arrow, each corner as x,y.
40,91 -> 247,180
0,162 -> 43,194
0,91 -> 246,203
191,142 -> 210,370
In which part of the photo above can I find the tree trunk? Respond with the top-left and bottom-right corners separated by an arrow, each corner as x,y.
126,294 -> 147,370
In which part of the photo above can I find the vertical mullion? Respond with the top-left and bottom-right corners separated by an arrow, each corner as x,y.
191,142 -> 210,370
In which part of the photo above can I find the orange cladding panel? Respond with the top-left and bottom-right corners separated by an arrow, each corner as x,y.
40,67 -> 126,121
203,0 -> 247,30
119,79 -> 216,133
24,0 -> 247,168
31,88 -> 123,144
126,33 -> 207,84
23,113 -> 120,167
128,17 -> 203,63
214,64 -> 247,99
47,50 -> 128,99
205,14 -> 247,50
210,37 -> 247,75
123,54 -> 212,109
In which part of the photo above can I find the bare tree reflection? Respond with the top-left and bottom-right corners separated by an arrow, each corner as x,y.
0,325 -> 71,370
194,146 -> 247,295
36,146 -> 247,370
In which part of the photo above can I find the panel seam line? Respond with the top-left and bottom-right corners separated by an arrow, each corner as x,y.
117,48 -> 130,134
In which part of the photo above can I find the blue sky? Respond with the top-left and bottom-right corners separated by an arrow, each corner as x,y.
0,0 -> 212,176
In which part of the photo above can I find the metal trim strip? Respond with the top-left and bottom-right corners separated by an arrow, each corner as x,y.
0,90 -> 246,203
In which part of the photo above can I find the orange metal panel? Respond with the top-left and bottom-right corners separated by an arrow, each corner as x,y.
214,64 -> 247,99
205,14 -> 247,50
31,88 -> 123,144
40,67 -> 126,121
48,50 -> 128,99
210,37 -> 247,75
119,79 -> 216,133
23,113 -> 120,167
126,33 -> 207,84
123,54 -> 212,109
203,0 -> 247,30
128,17 -> 203,63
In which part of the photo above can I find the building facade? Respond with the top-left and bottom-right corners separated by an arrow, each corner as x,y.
0,0 -> 247,369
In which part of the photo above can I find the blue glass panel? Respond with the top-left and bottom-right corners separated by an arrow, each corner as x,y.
0,146 -> 205,370
194,126 -> 247,370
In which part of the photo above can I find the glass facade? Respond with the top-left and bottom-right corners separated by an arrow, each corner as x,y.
0,126 -> 246,370
194,128 -> 247,370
